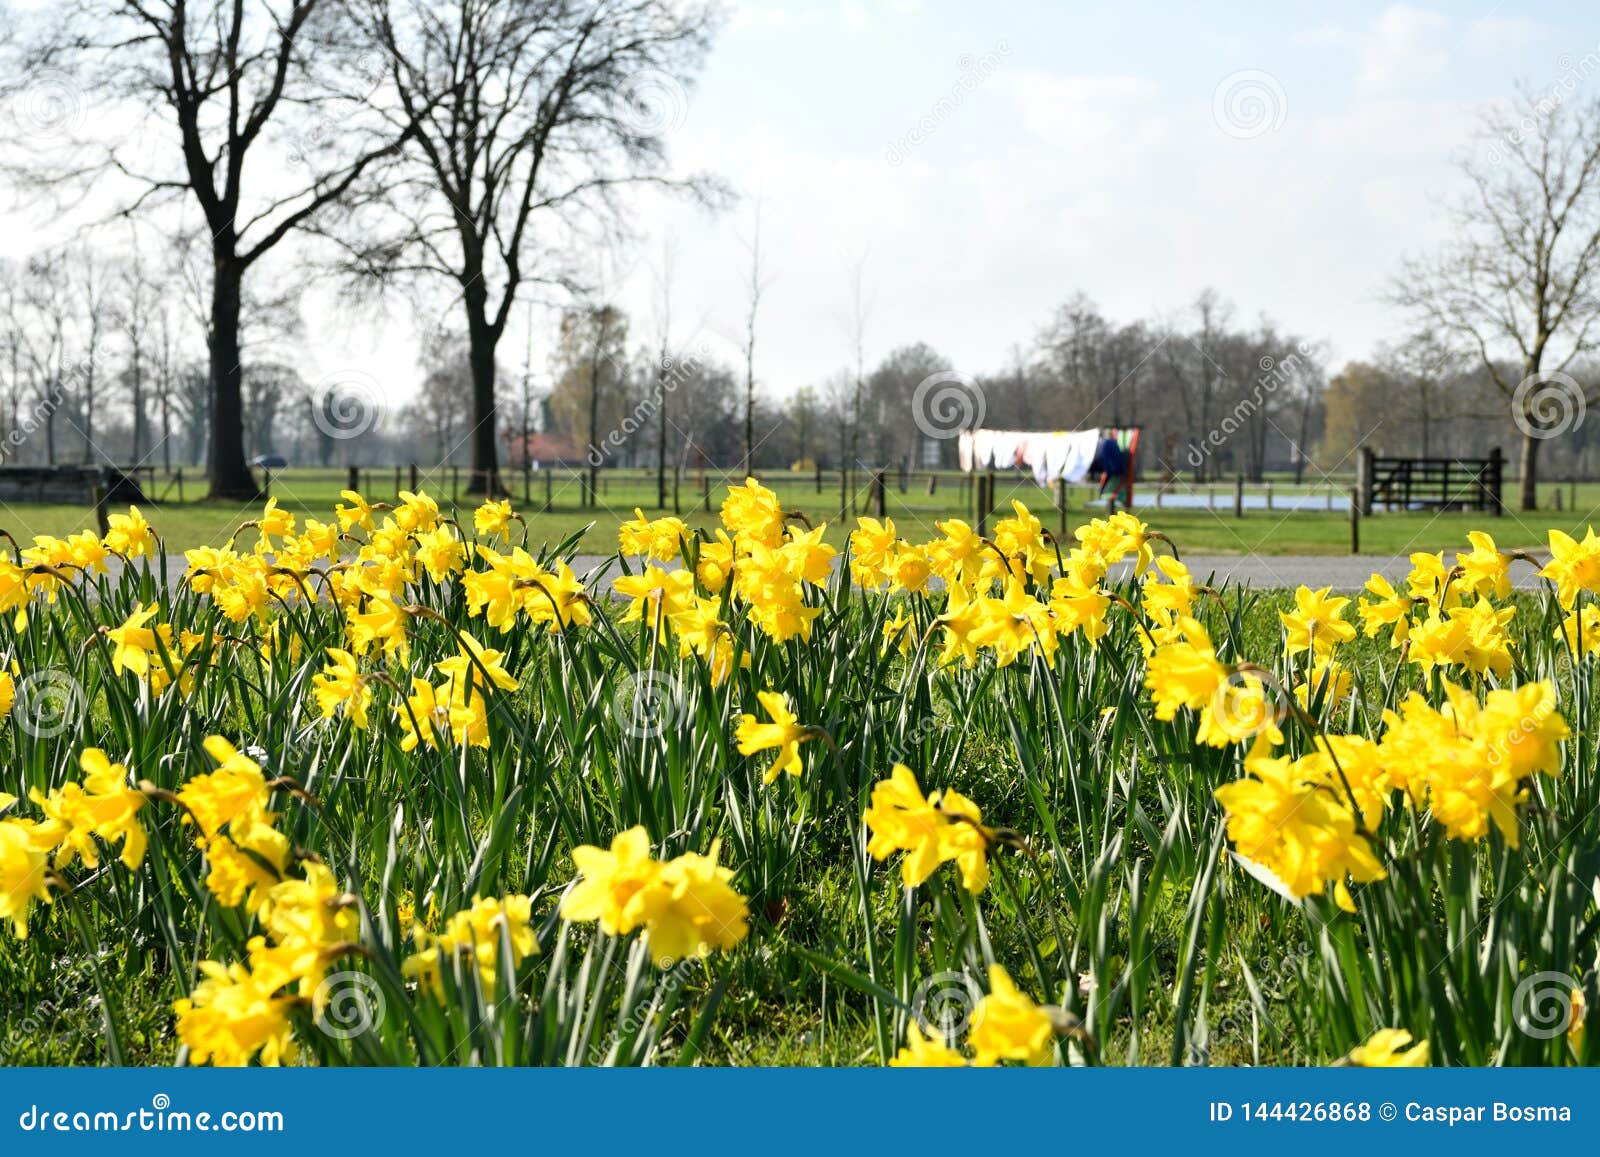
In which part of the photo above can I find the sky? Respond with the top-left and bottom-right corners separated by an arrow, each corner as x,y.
13,0 -> 1600,408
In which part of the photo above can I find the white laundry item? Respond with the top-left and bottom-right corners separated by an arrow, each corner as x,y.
1026,433 -> 1060,486
986,432 -> 1025,470
958,430 -> 975,473
969,429 -> 996,469
1054,429 -> 1101,483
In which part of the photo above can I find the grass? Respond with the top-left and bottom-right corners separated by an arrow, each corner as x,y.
3,466 -> 1599,558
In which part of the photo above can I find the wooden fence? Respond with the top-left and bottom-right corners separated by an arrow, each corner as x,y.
1356,447 -> 1504,516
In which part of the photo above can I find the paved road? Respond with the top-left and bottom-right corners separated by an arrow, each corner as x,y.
120,549 -> 1553,596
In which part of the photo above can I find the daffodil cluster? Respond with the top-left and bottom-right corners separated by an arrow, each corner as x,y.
862,764 -> 995,893
171,738 -> 362,1067
559,825 -> 750,966
889,965 -> 1062,1067
403,894 -> 538,1000
0,749 -> 148,938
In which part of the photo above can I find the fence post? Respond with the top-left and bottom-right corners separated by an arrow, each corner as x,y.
347,465 -> 360,493
1489,446 -> 1504,515
814,462 -> 822,494
1349,486 -> 1361,554
927,473 -> 937,496
839,469 -> 848,519
673,466 -> 681,516
523,466 -> 531,505
176,468 -> 184,504
408,463 -> 419,492
90,484 -> 110,536
1056,478 -> 1067,541
543,467 -> 553,513
872,470 -> 887,517
702,475 -> 710,513
1356,446 -> 1374,516
1233,475 -> 1244,518
451,465 -> 459,505
1264,481 -> 1272,512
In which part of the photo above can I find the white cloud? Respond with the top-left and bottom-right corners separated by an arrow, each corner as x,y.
1358,5 -> 1451,98
1461,16 -> 1546,57
1294,22 -> 1347,47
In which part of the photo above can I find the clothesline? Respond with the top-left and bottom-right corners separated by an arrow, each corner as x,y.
958,427 -> 1140,487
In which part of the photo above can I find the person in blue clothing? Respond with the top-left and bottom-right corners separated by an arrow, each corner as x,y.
1089,435 -> 1128,509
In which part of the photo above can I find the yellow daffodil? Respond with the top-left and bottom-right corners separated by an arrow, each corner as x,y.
734,690 -> 817,783
1346,1027 -> 1429,1067
969,965 -> 1055,1066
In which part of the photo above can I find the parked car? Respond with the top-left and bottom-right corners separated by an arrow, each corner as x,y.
250,454 -> 289,469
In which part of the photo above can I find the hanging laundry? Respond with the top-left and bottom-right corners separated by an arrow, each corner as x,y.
961,427 -> 1137,485
1055,429 -> 1101,484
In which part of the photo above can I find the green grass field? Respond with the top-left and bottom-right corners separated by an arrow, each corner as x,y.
4,466 -> 1597,558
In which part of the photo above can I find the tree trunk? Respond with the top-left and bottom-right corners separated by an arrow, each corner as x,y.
656,355 -> 669,509
1519,429 -> 1539,512
743,377 -> 754,479
465,312 -> 501,496
207,262 -> 259,500
586,319 -> 606,510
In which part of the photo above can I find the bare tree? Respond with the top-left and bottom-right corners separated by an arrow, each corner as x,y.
74,247 -> 111,464
346,0 -> 720,495
1394,86 -> 1600,510
117,244 -> 161,465
514,303 -> 542,473
7,1 -> 414,497
651,238 -> 677,508
841,252 -> 871,492
740,195 -> 771,477
1164,289 -> 1231,481
1380,330 -> 1467,459
18,254 -> 74,466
